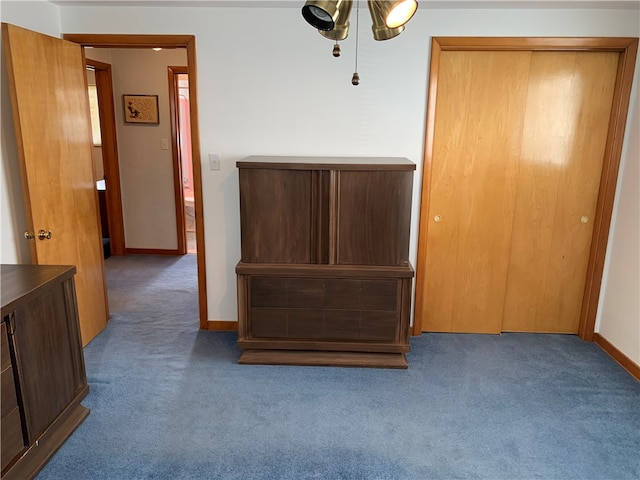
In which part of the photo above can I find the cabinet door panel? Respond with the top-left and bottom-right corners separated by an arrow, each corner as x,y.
12,282 -> 77,442
239,169 -> 314,263
337,171 -> 412,265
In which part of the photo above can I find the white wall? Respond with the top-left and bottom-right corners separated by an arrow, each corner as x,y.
88,48 -> 188,250
1,2 -> 638,365
595,86 -> 640,366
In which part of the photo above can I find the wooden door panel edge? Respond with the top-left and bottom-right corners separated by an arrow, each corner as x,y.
86,58 -> 125,257
65,34 -> 208,330
168,65 -> 188,255
413,36 -> 639,340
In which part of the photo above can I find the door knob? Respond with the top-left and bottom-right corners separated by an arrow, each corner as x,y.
38,229 -> 52,240
24,231 -> 35,241
434,214 -> 442,223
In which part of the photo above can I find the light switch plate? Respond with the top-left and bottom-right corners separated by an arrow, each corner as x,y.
209,154 -> 220,171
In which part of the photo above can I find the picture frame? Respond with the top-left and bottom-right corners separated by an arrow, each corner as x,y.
123,94 -> 159,124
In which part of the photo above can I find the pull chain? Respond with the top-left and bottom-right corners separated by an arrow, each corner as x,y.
351,0 -> 360,85
333,40 -> 341,57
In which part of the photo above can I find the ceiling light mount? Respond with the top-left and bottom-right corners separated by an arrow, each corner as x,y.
302,0 -> 417,41
302,0 -> 418,84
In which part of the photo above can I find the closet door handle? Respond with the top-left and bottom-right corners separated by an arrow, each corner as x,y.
434,215 -> 442,223
38,229 -> 52,240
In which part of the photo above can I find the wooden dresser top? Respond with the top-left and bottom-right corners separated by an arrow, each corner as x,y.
237,156 -> 416,171
1,264 -> 75,315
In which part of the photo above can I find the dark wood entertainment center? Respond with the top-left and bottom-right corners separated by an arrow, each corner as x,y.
236,156 -> 415,368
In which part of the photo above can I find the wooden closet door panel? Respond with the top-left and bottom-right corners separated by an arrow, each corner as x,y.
239,169 -> 314,263
422,51 -> 531,333
502,52 -> 618,332
336,170 -> 412,265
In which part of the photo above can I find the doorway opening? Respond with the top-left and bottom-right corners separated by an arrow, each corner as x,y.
67,34 -> 208,330
168,66 -> 196,254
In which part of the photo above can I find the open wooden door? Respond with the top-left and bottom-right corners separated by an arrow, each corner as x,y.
3,23 -> 108,345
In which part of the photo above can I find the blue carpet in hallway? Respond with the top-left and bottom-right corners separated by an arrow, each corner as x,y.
36,255 -> 639,480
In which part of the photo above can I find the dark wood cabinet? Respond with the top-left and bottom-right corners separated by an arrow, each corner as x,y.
1,264 -> 89,480
236,156 -> 415,368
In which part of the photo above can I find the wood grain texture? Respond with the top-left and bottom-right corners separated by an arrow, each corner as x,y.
167,65 -> 189,255
3,23 -> 108,345
502,51 -> 618,333
236,158 -> 414,366
63,34 -> 195,47
337,171 -> 413,266
1,408 -> 24,473
434,36 -> 639,51
238,273 -> 411,352
237,156 -> 416,170
0,322 -> 10,371
236,262 -> 415,278
579,38 -> 638,341
420,50 -> 531,333
1,395 -> 89,480
1,264 -> 89,479
1,367 -> 18,418
248,277 -> 399,342
13,284 -> 78,442
87,58 -> 125,256
238,350 -> 408,369
414,37 -> 638,339
238,338 -> 410,353
413,38 -> 441,336
1,264 -> 75,314
207,321 -> 238,331
239,169 -> 314,263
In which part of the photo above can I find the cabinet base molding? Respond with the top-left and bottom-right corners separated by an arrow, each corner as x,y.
238,349 -> 408,369
2,386 -> 89,480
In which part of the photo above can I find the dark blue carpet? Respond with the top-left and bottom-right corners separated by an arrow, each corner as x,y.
36,255 -> 640,480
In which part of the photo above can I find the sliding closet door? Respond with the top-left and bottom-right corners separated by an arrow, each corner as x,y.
502,52 -> 618,332
420,51 -> 531,333
418,46 -> 622,334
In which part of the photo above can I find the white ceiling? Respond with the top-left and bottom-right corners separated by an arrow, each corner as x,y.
47,0 -> 640,10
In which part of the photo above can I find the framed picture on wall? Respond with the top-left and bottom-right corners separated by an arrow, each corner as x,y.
123,94 -> 159,124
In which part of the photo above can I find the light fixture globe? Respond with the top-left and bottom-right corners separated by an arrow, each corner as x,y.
368,0 -> 405,41
319,0 -> 352,40
318,0 -> 353,41
302,0 -> 344,31
384,0 -> 418,28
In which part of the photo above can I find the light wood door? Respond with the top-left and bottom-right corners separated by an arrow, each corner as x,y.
502,52 -> 618,332
419,49 -> 619,334
3,23 -> 108,345
422,51 -> 532,333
